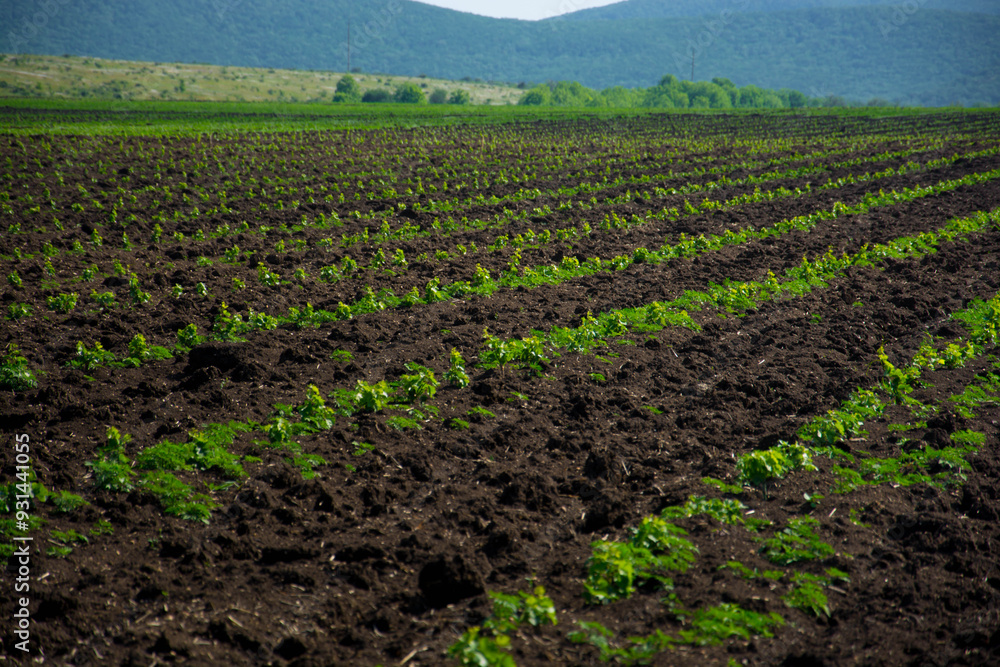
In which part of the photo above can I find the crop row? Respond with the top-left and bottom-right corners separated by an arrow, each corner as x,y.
0,135 -> 951,274
5,111 -> 986,230
15,161 -> 992,361
334,136 -> 959,221
7,205 -> 995,661
2,123 -> 799,205
6,133 -> 960,265
5,202 -> 995,535
320,138 -> 977,242
2,130 -> 941,239
448,284 -> 1000,666
471,203 -> 1000,367
3,180 -> 994,445
7,143 -> 996,341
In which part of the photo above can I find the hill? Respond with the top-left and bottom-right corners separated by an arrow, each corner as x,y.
553,0 -> 1000,20
1,0 -> 997,106
0,53 -> 522,105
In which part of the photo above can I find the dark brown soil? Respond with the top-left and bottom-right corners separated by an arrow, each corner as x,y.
2,111 -> 1000,666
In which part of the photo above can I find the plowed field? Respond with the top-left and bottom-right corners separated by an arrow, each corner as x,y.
2,110 -> 1000,666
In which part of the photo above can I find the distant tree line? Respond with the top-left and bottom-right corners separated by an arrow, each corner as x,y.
518,75 -> 833,109
331,72 -> 868,108
332,75 -> 470,105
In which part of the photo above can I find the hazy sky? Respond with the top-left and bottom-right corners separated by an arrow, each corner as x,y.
413,0 -> 625,21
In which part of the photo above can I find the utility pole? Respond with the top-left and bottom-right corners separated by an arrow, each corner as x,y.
347,19 -> 352,72
690,47 -> 695,81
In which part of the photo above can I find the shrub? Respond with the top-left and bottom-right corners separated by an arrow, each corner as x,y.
449,90 -> 471,105
518,85 -> 551,106
333,75 -> 361,103
394,82 -> 425,104
362,89 -> 392,103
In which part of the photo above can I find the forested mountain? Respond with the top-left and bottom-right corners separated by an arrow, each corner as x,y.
554,0 -> 1000,20
1,0 -> 997,106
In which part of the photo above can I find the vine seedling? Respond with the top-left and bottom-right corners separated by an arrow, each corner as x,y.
449,585 -> 557,667
119,334 -> 173,367
352,380 -> 392,413
70,341 -> 116,371
736,441 -> 816,498
0,344 -> 38,391
46,292 -> 78,314
758,516 -> 834,565
86,427 -> 136,492
398,362 -> 439,402
444,348 -> 471,388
